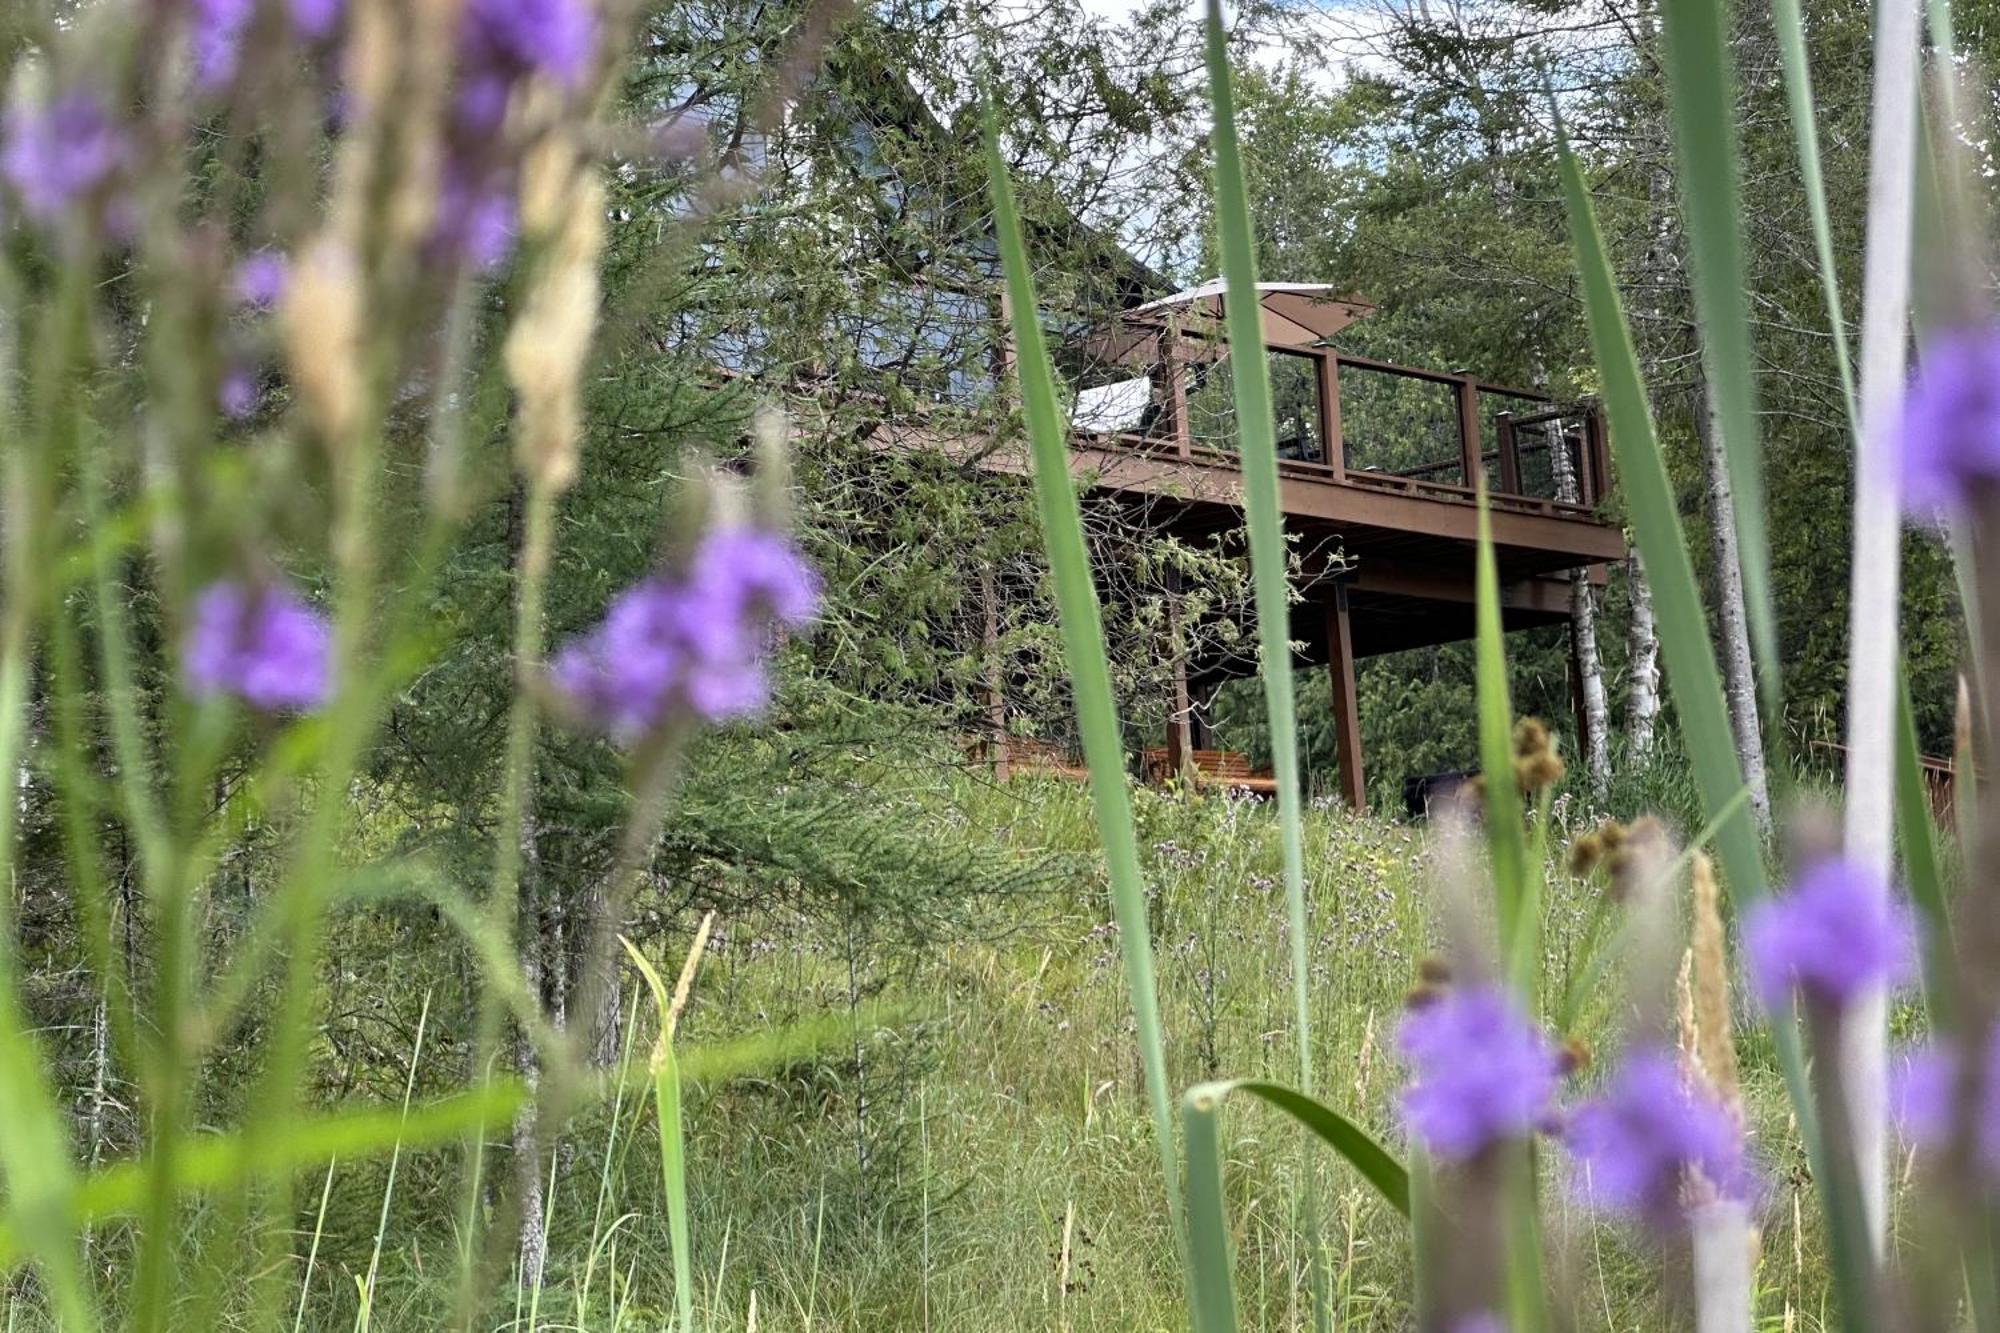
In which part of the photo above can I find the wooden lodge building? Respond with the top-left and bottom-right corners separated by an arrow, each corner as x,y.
895,281 -> 1626,811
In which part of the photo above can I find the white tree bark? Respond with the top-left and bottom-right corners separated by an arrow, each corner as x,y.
1694,393 -> 1771,828
1551,430 -> 1610,794
1625,553 -> 1660,757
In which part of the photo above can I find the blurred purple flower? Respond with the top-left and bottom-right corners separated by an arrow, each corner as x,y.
1566,1047 -> 1753,1227
292,0 -> 344,40
1449,1316 -> 1504,1333
234,251 -> 288,308
1894,1032 -> 2000,1170
2,91 -> 126,221
1902,324 -> 2000,518
1397,984 -> 1562,1161
551,525 -> 818,740
1742,857 -> 1914,1011
219,366 -> 258,419
432,160 -> 517,268
192,0 -> 346,88
191,0 -> 257,88
461,0 -> 596,92
184,580 -> 332,711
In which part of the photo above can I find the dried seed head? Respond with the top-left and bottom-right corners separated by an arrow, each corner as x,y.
1416,956 -> 1453,986
1403,984 -> 1444,1011
1510,718 -> 1564,791
1689,853 -> 1742,1109
1567,830 -> 1606,877
505,165 -> 604,491
282,237 -> 365,447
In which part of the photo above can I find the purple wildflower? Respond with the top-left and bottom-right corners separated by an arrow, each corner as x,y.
183,580 -> 332,711
550,525 -> 818,740
191,0 -> 257,88
1397,985 -> 1563,1161
1902,324 -> 2000,518
432,160 -> 517,269
1566,1048 -> 1753,1227
291,0 -> 344,40
233,251 -> 288,309
461,0 -> 596,93
1742,857 -> 1914,1011
1893,1032 -> 2000,1171
1,91 -> 126,222
219,366 -> 258,419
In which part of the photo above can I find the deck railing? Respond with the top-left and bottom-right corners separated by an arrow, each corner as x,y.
1072,332 -> 1611,518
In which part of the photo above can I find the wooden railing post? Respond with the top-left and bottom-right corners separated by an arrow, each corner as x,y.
1316,351 -> 1344,478
1583,400 -> 1610,505
1163,326 -> 1192,459
1456,376 -> 1483,490
1495,412 -> 1520,495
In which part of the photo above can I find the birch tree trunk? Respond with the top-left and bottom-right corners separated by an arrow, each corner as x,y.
1625,553 -> 1660,757
1551,431 -> 1610,794
1694,392 -> 1771,827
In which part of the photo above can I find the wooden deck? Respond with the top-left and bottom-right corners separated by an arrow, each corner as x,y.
902,316 -> 1625,813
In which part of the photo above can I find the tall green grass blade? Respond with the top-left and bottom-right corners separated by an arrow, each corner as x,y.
1183,1087 -> 1240,1333
1472,495 -> 1532,988
1554,114 -> 1877,1330
0,1082 -> 527,1264
1768,0 -> 1859,430
985,101 -> 1182,1240
1894,676 -> 1949,1024
357,989 -> 433,1333
1189,1080 -> 1408,1215
1657,0 -> 1778,709
1181,1078 -> 1410,1332
293,1159 -> 339,1333
621,937 -> 697,1332
1200,0 -> 1315,1095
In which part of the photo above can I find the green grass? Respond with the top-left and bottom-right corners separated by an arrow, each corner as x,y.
0,771 -> 1861,1332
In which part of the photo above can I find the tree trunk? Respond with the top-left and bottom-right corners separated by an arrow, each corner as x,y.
1551,431 -> 1610,794
1694,393 -> 1771,827
1625,553 -> 1660,757
513,789 -> 549,1291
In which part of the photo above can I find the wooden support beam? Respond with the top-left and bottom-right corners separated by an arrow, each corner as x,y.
1456,378 -> 1483,491
1496,412 -> 1520,495
981,564 -> 1008,780
1583,402 -> 1610,505
1166,570 -> 1192,781
1163,327 -> 1192,460
1316,352 -> 1344,479
1568,622 -> 1592,771
1326,584 -> 1365,811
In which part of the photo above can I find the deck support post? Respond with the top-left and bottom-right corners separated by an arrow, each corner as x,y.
1326,583 -> 1365,811
1567,621 -> 1592,775
1163,327 -> 1192,459
982,564 -> 1009,780
1166,569 -> 1193,781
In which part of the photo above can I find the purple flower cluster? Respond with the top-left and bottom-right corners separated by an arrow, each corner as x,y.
183,579 -> 333,711
1741,857 -> 1914,1011
190,0 -> 345,90
1397,984 -> 1563,1161
1894,1032 -> 2000,1170
1,91 -> 126,223
434,0 -> 598,267
1902,324 -> 2000,518
551,526 -> 818,740
1565,1048 -> 1753,1226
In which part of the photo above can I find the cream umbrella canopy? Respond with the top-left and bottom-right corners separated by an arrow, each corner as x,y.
1084,280 -> 1374,365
